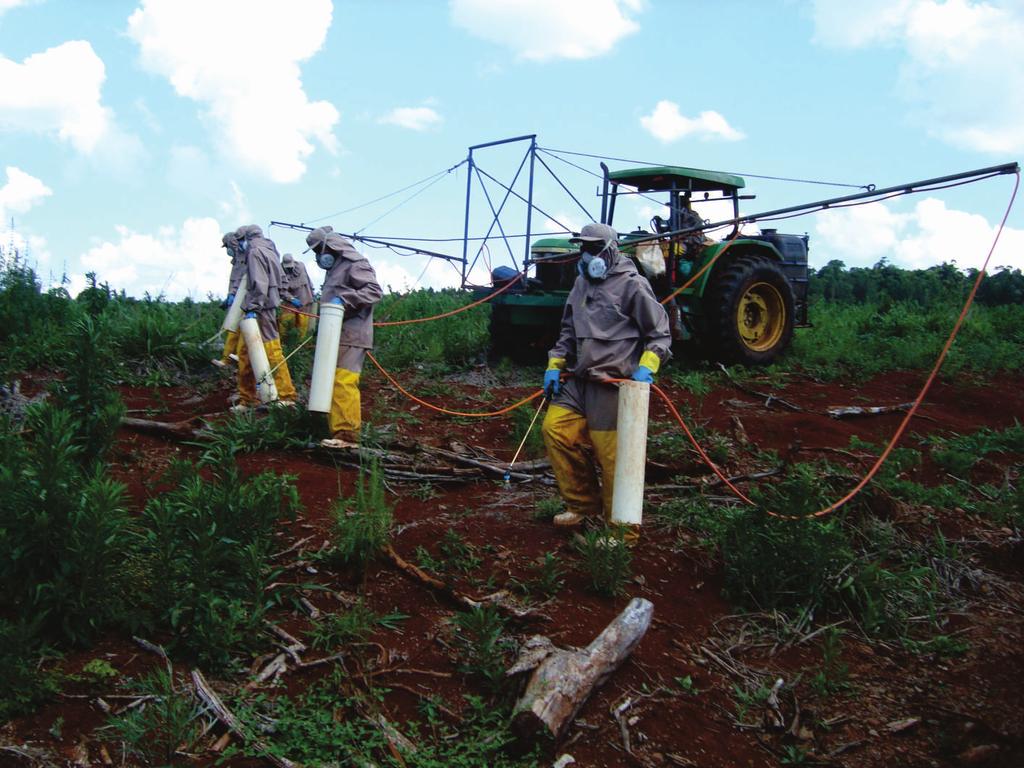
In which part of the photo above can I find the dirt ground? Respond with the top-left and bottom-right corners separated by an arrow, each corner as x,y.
3,364 -> 1023,768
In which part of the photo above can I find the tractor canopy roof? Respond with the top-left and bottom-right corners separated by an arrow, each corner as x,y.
608,166 -> 745,193
530,237 -> 575,251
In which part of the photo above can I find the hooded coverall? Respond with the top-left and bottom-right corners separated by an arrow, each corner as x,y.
542,222 -> 671,537
279,256 -> 315,339
309,227 -> 383,441
236,226 -> 297,405
221,233 -> 247,364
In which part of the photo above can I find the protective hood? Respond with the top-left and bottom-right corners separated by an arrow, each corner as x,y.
305,225 -> 363,262
221,232 -> 240,252
236,224 -> 263,240
281,253 -> 296,271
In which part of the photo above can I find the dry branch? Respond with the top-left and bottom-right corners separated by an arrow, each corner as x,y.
509,597 -> 653,743
384,545 -> 541,621
191,669 -> 299,768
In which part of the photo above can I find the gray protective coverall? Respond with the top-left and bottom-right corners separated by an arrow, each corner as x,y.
542,222 -> 671,533
234,224 -> 295,404
306,226 -> 383,439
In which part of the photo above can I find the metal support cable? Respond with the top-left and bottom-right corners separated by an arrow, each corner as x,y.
354,170 -> 453,235
539,145 -> 872,190
304,160 -> 466,225
534,152 -> 595,221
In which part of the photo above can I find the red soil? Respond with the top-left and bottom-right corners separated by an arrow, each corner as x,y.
3,367 -> 1022,768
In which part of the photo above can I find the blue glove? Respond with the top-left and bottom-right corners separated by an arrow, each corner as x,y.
329,297 -> 344,305
544,369 -> 562,397
227,293 -> 235,305
290,298 -> 301,307
631,365 -> 654,383
244,311 -> 257,320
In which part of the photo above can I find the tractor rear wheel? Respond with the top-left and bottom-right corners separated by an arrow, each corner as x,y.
705,255 -> 795,365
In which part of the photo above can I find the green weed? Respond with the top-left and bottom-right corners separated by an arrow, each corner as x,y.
308,600 -> 408,650
416,529 -> 482,576
532,495 -> 563,521
451,605 -> 513,692
326,458 -> 393,573
103,667 -> 201,766
810,627 -> 850,696
575,527 -> 633,597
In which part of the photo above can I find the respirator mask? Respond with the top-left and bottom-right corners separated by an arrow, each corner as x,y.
579,240 -> 609,281
315,250 -> 336,270
237,238 -> 249,254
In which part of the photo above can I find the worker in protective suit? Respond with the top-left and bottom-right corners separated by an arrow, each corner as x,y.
234,224 -> 297,408
541,222 -> 671,541
278,253 -> 315,339
214,231 -> 246,368
306,226 -> 383,448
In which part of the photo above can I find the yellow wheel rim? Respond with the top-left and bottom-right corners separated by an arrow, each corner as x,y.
736,281 -> 786,352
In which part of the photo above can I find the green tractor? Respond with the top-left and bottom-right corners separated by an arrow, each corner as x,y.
483,164 -> 809,365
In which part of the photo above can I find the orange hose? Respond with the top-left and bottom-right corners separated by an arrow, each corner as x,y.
366,351 -> 543,418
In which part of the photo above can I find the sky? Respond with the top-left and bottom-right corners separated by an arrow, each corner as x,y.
0,0 -> 1021,300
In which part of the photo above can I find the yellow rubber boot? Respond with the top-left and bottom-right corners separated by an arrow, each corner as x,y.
236,339 -> 259,406
328,368 -> 362,438
591,428 -> 638,544
542,404 -> 602,523
264,338 -> 296,401
221,330 -> 240,364
278,310 -> 296,338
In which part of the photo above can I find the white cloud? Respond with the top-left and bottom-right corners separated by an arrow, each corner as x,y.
640,101 -> 744,143
0,0 -> 37,15
810,0 -> 1024,154
127,0 -> 339,184
450,0 -> 642,61
217,181 -> 252,228
378,107 -> 443,132
813,198 -> 1024,271
77,217 -> 233,300
0,166 -> 52,218
0,41 -> 112,153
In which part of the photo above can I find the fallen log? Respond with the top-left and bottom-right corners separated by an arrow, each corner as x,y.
509,597 -> 653,743
826,402 -> 915,419
120,416 -> 205,439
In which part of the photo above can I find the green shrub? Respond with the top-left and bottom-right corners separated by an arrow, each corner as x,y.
373,289 -> 488,370
0,406 -> 136,645
0,619 -> 62,721
136,441 -> 300,667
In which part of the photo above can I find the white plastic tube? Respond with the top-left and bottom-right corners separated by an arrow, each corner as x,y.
221,276 -> 249,333
239,316 -> 278,404
308,302 -> 344,413
611,380 -> 651,526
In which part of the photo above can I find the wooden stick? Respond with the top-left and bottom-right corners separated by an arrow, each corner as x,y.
384,545 -> 540,620
191,670 -> 299,768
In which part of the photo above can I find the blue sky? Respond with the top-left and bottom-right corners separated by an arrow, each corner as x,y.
1,0 -> 1021,300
